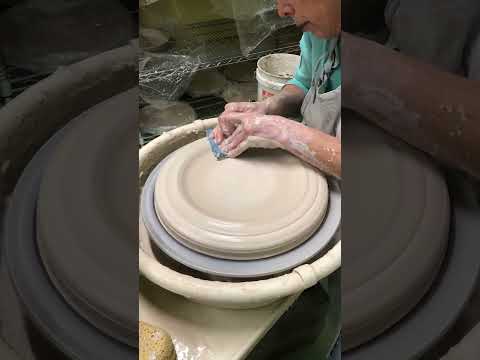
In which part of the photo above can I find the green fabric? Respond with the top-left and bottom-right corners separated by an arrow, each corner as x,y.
288,32 -> 341,94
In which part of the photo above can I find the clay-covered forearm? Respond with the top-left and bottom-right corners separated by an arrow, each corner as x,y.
264,84 -> 306,117
342,32 -> 480,178
280,120 -> 341,179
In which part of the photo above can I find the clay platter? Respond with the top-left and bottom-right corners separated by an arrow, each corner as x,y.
141,150 -> 341,278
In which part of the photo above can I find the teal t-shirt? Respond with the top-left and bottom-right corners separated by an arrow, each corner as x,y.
288,33 -> 341,94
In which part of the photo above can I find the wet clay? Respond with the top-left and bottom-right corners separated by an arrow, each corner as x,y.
342,112 -> 450,350
0,44 -> 136,196
154,138 -> 329,260
139,119 -> 341,309
36,89 -> 138,347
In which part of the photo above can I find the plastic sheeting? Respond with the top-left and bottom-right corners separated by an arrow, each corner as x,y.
140,27 -> 170,52
187,0 -> 295,55
139,53 -> 200,102
138,0 -> 296,93
231,0 -> 294,55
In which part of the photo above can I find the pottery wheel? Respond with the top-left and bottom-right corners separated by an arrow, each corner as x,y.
35,89 -> 138,347
153,139 -> 329,260
142,165 -> 340,278
342,113 -> 450,350
4,120 -> 135,359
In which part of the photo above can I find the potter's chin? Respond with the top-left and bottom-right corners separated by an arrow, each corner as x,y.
312,29 -> 341,40
309,23 -> 341,39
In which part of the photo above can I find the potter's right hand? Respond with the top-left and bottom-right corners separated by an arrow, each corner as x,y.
223,101 -> 269,115
212,101 -> 269,144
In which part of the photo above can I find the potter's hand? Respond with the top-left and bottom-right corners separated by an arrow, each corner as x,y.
212,111 -> 341,178
223,101 -> 269,115
212,102 -> 269,144
214,112 -> 289,158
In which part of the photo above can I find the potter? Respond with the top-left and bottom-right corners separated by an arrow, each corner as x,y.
211,0 -> 341,179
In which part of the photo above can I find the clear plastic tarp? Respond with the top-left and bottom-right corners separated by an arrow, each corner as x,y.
230,0 -> 294,55
139,53 -> 200,102
138,0 -> 296,91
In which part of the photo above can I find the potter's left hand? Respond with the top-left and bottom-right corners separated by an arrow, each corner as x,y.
214,112 -> 290,158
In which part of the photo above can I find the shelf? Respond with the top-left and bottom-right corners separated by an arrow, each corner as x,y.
140,43 -> 299,83
139,21 -> 301,84
187,94 -> 226,119
138,17 -> 303,145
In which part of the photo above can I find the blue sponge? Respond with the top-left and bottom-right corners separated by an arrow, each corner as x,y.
206,128 -> 227,160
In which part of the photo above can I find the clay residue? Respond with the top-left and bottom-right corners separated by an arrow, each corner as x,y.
173,339 -> 212,360
440,103 -> 469,138
259,54 -> 300,79
288,137 -> 339,178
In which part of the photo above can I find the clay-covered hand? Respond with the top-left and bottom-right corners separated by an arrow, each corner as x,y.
210,110 -> 341,178
211,101 -> 269,144
213,112 -> 290,158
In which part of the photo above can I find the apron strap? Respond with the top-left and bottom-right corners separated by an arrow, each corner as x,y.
313,37 -> 340,103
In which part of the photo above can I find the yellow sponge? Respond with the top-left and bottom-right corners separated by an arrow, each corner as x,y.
139,321 -> 176,360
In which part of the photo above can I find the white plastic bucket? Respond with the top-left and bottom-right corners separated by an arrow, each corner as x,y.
256,53 -> 300,101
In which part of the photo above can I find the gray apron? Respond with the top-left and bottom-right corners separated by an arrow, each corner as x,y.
300,38 -> 341,139
299,40 -> 342,360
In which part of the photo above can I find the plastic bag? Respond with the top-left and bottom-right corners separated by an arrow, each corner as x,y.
231,0 -> 294,55
139,53 -> 200,102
